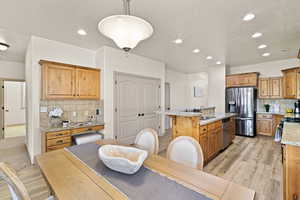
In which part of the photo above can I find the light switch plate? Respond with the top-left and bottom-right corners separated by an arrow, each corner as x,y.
40,106 -> 47,113
72,111 -> 77,117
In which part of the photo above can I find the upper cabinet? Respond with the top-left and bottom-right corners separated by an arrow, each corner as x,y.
226,72 -> 258,88
282,68 -> 298,99
258,77 -> 283,99
40,60 -> 100,100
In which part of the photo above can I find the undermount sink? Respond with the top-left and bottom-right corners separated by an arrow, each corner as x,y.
201,116 -> 216,120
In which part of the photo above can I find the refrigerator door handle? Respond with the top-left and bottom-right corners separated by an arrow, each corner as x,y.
236,117 -> 253,120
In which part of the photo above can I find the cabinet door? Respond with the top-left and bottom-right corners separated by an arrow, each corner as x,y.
269,77 -> 283,98
199,133 -> 208,161
76,68 -> 100,99
297,70 -> 300,99
283,69 -> 297,99
42,63 -> 75,99
257,119 -> 273,136
258,78 -> 270,98
207,131 -> 215,159
285,145 -> 300,200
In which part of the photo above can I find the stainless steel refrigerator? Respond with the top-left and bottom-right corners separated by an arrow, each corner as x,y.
226,87 -> 257,137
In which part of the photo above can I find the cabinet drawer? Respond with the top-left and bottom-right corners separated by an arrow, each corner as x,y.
208,121 -> 222,131
71,125 -> 104,135
46,143 -> 71,152
200,125 -> 208,134
46,130 -> 71,140
257,114 -> 273,119
47,136 -> 71,147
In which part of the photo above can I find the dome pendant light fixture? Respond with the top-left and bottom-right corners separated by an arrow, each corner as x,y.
0,42 -> 9,51
98,0 -> 153,52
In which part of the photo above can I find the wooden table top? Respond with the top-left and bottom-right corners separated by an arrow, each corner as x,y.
36,140 -> 255,200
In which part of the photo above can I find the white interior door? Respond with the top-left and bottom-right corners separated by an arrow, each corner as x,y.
141,78 -> 160,133
116,74 -> 141,144
0,80 -> 4,139
116,73 -> 161,144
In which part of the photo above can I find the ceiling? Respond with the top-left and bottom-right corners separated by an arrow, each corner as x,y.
0,0 -> 299,73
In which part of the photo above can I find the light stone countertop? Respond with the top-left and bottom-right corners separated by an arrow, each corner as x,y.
157,110 -> 202,117
40,121 -> 105,132
281,122 -> 300,147
199,113 -> 237,125
256,111 -> 285,115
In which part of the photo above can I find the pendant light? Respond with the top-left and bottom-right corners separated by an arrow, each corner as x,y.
0,42 -> 9,51
98,0 -> 153,52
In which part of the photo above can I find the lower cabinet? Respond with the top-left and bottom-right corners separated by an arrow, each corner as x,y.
43,125 -> 104,152
283,145 -> 300,200
257,114 -> 284,136
199,120 -> 223,162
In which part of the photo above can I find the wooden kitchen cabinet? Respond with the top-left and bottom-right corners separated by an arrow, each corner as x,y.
282,68 -> 298,99
42,125 -> 104,152
199,133 -> 208,161
40,60 -> 100,100
226,72 -> 258,88
258,77 -> 283,99
258,78 -> 270,98
42,62 -> 76,99
283,145 -> 300,200
76,68 -> 100,99
257,114 -> 283,136
270,77 -> 283,98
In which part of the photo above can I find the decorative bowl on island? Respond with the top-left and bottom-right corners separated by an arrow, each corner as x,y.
98,145 -> 148,174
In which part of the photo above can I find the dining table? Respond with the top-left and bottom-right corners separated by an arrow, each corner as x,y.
36,139 -> 255,200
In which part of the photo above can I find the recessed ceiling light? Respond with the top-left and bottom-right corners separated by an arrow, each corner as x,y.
206,56 -> 213,60
173,38 -> 183,44
216,61 -> 222,65
0,42 -> 9,51
193,49 -> 200,53
258,44 -> 267,49
77,29 -> 87,36
262,52 -> 271,57
243,13 -> 255,21
252,32 -> 262,38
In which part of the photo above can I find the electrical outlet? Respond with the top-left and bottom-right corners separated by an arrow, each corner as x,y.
72,111 -> 77,117
84,111 -> 89,116
40,106 -> 47,113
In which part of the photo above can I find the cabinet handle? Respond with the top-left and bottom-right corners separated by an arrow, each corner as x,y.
293,194 -> 298,200
87,128 -> 92,131
56,140 -> 63,144
141,113 -> 144,116
56,133 -> 63,136
138,113 -> 141,117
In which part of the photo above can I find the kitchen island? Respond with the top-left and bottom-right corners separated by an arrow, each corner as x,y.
281,122 -> 300,200
161,110 -> 236,163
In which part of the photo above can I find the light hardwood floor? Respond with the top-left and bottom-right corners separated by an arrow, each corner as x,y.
0,134 -> 282,200
0,136 -> 50,200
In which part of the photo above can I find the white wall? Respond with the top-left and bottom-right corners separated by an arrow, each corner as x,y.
25,36 -> 97,163
165,69 -> 188,110
207,65 -> 226,113
228,58 -> 300,77
0,60 -> 25,80
165,69 -> 209,110
4,81 -> 26,126
95,46 -> 166,138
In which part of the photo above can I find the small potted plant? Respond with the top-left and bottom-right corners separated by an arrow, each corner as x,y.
48,107 -> 63,127
264,104 -> 271,112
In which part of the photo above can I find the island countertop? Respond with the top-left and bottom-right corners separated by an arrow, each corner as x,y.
199,113 -> 237,125
158,110 -> 202,117
281,122 -> 300,146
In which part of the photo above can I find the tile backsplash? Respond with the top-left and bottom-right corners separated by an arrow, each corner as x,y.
40,100 -> 104,127
257,99 -> 296,113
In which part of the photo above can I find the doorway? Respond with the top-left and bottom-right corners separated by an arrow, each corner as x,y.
165,82 -> 171,131
0,80 -> 26,139
114,72 -> 161,144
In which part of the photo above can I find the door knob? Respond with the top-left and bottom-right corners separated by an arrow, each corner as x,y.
138,113 -> 141,117
141,113 -> 144,116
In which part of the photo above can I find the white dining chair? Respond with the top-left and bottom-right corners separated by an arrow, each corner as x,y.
166,136 -> 204,170
0,162 -> 55,200
134,128 -> 159,154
